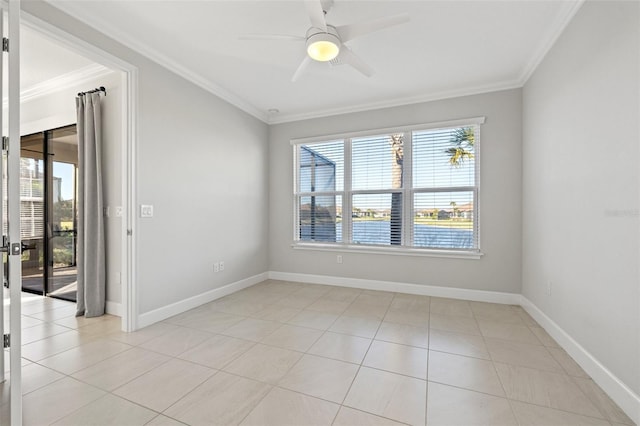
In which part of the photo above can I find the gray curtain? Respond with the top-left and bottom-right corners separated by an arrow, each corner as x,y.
76,93 -> 106,317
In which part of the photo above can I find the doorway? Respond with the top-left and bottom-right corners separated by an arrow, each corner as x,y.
20,124 -> 78,302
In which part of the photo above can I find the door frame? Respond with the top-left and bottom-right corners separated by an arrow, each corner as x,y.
21,12 -> 139,332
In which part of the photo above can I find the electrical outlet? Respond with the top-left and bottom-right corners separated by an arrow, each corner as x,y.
219,261 -> 225,271
115,206 -> 123,217
214,262 -> 219,273
546,281 -> 552,296
140,205 -> 154,218
336,255 -> 343,264
103,206 -> 110,217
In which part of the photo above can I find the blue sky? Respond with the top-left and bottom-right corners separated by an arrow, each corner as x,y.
53,161 -> 75,201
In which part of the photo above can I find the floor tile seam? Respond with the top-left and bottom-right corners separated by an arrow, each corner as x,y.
361,362 -> 428,381
336,301 -> 393,410
70,350 -> 176,392
20,319 -> 73,333
20,327 -> 75,346
177,341 -> 258,372
426,378 -> 509,400
304,306 -> 349,316
379,317 -> 430,329
7,368 -> 68,398
469,307 -> 522,425
273,380 -> 348,407
54,390 -> 164,425
425,343 -> 431,426
111,362 -> 218,414
31,376 -> 110,425
147,413 -> 190,426
372,334 -> 429,350
565,374 -> 621,423
21,335 -> 99,364
340,400 -> 416,425
504,395 -> 616,423
483,348 -> 569,375
257,326 -> 325,353
34,341 -> 135,377
428,325 -> 483,338
490,359 -> 610,422
473,314 -> 528,326
155,368 -> 228,420
429,310 -> 475,319
373,336 -> 429,351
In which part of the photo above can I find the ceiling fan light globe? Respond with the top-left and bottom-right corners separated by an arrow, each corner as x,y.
306,32 -> 341,62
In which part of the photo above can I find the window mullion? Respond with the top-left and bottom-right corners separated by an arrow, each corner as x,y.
403,131 -> 413,247
343,138 -> 352,244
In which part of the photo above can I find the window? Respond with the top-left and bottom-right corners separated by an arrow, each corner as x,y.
293,117 -> 483,255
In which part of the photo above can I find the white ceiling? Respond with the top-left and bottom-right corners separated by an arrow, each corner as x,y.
21,24 -> 96,89
42,0 -> 582,123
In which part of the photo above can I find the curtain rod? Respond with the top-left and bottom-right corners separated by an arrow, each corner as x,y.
77,86 -> 106,97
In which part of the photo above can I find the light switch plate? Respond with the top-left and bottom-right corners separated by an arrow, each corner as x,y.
140,204 -> 154,218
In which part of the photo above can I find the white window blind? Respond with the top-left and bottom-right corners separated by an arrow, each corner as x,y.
293,118 -> 482,253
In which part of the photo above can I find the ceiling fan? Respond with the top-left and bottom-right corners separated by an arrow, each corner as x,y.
240,0 -> 409,82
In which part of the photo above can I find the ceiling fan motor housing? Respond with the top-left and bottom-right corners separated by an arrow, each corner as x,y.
306,26 -> 341,61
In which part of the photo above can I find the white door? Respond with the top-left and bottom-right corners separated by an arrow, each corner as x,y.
0,0 -> 22,424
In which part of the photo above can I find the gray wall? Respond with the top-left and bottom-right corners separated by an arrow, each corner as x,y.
269,89 -> 523,294
522,0 -> 639,394
24,1 -> 270,316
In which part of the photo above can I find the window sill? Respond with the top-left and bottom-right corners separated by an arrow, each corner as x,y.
291,242 -> 484,260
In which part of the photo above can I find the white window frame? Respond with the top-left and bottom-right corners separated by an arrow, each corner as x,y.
292,117 -> 485,259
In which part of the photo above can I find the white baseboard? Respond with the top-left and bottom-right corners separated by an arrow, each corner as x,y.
268,271 -> 521,305
520,296 -> 640,425
105,301 -> 122,317
137,272 -> 269,328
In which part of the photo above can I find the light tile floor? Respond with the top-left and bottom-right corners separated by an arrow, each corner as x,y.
0,280 -> 636,425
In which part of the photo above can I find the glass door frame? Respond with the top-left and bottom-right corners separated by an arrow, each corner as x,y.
19,124 -> 78,302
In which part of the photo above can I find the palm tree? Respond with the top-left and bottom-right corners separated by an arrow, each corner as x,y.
446,127 -> 474,166
389,134 -> 403,245
449,201 -> 459,218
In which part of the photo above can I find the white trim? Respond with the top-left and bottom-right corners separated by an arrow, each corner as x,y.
137,273 -> 269,328
8,2 -> 22,423
520,296 -> 640,425
105,301 -> 122,317
21,10 -> 139,333
124,67 -> 138,332
268,271 -> 519,304
17,63 -> 112,104
518,0 -> 585,85
270,82 -> 519,125
291,243 -> 483,260
42,2 -> 578,126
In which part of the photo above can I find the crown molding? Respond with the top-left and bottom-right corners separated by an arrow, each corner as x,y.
19,63 -> 113,104
267,79 -> 523,124
518,0 -> 585,85
45,0 -> 581,126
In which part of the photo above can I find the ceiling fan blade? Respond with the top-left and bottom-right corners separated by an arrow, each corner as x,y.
319,0 -> 334,14
305,0 -> 327,31
292,56 -> 312,82
239,34 -> 305,41
336,13 -> 410,42
335,45 -> 374,77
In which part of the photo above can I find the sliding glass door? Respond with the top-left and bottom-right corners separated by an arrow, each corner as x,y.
47,126 -> 78,301
19,133 -> 45,295
19,124 -> 78,302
